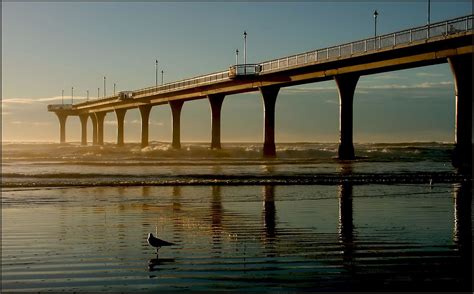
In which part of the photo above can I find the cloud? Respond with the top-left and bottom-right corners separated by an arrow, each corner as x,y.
416,72 -> 445,77
129,119 -> 164,126
282,81 -> 453,96
372,73 -> 405,80
324,99 -> 338,104
150,121 -> 164,126
281,86 -> 337,94
2,96 -> 89,106
8,121 -> 51,126
358,81 -> 453,90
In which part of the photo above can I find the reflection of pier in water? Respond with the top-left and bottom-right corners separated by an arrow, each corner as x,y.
83,179 -> 472,289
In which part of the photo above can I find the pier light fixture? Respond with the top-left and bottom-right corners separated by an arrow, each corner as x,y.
161,70 -> 164,85
155,59 -> 158,87
87,90 -> 89,101
243,31 -> 247,74
114,83 -> 116,95
71,87 -> 74,104
98,88 -> 100,99
428,0 -> 431,25
243,31 -> 247,64
103,76 -> 106,98
373,10 -> 378,38
235,49 -> 239,65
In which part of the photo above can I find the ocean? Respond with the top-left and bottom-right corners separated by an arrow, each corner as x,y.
1,142 -> 472,292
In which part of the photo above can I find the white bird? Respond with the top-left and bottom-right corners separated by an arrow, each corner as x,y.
147,233 -> 174,253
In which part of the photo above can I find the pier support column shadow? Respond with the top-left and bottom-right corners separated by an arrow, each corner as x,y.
208,94 -> 225,149
211,186 -> 223,254
95,112 -> 106,146
170,101 -> 184,149
263,185 -> 276,240
139,105 -> 152,148
79,114 -> 88,146
55,113 -> 68,144
90,114 -> 98,145
453,181 -> 472,289
338,181 -> 355,275
115,109 -> 127,146
448,55 -> 472,173
260,86 -> 280,158
335,74 -> 359,160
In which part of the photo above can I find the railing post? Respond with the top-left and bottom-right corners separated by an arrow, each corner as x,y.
351,43 -> 353,55
364,40 -> 367,52
446,21 -> 449,35
338,45 -> 341,57
409,29 -> 412,42
393,33 -> 396,46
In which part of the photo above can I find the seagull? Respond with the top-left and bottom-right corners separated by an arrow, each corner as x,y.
147,233 -> 174,253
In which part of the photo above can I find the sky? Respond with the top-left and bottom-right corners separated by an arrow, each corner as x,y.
2,1 -> 472,143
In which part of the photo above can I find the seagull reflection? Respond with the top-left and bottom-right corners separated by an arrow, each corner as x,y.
148,254 -> 175,272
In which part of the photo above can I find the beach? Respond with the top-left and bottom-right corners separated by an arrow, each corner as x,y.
1,142 -> 471,291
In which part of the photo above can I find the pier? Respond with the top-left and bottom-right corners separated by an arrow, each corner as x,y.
48,15 -> 473,169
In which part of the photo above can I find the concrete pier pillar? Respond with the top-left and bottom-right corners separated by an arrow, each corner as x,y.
335,74 -> 359,160
139,105 -> 152,148
260,86 -> 280,158
170,101 -> 184,149
208,94 -> 225,149
55,113 -> 68,144
95,112 -> 106,146
90,114 -> 98,145
115,109 -> 126,146
448,55 -> 472,172
79,114 -> 88,146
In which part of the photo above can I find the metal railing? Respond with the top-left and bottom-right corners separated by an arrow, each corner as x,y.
75,69 -> 230,107
260,14 -> 472,74
73,14 -> 472,109
229,64 -> 262,78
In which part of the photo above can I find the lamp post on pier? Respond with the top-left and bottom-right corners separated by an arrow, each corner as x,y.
373,10 -> 378,38
87,90 -> 89,101
427,0 -> 431,38
428,0 -> 431,25
161,70 -> 164,85
114,83 -> 116,95
235,49 -> 239,65
155,59 -> 158,87
71,87 -> 74,104
243,31 -> 247,74
103,76 -> 106,98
